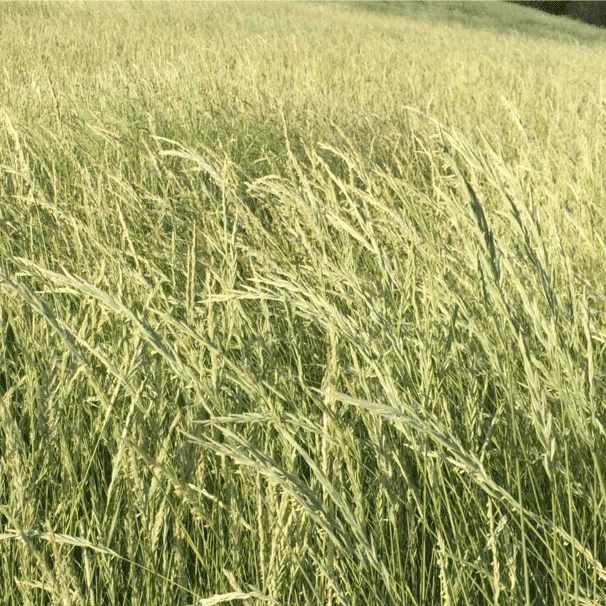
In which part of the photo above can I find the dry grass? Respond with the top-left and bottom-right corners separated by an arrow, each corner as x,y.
1,2 -> 606,605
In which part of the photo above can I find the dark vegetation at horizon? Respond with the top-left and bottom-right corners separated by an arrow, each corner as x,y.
509,1 -> 606,28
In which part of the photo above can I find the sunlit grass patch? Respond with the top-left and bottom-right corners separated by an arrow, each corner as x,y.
1,2 -> 606,605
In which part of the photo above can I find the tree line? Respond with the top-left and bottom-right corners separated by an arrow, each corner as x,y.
508,1 -> 606,27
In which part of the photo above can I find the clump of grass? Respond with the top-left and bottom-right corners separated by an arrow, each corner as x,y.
1,3 -> 606,606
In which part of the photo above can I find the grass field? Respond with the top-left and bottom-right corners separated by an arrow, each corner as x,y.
1,2 -> 606,605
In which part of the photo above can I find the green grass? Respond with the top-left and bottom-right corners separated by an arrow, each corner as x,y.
348,0 -> 606,45
1,2 -> 606,605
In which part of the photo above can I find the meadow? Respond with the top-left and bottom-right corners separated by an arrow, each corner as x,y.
1,2 -> 606,604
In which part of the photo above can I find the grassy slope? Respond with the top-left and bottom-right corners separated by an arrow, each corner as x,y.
349,0 -> 606,45
1,2 -> 606,605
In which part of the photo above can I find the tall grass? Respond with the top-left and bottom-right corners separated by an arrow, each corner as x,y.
1,2 -> 606,605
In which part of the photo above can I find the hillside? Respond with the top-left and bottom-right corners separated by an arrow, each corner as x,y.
1,3 -> 606,605
349,0 -> 606,44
